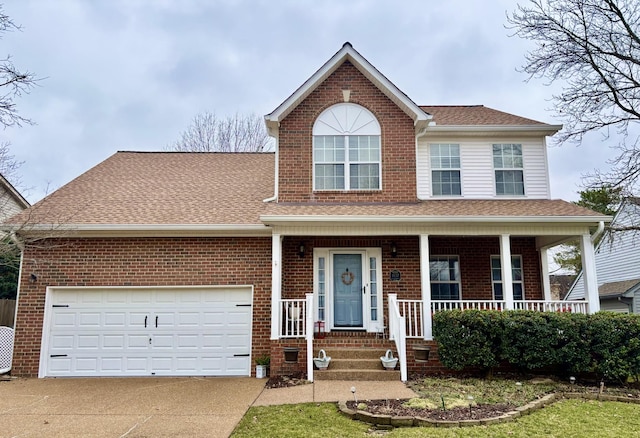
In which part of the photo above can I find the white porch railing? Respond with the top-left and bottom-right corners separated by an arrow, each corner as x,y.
429,299 -> 589,315
280,299 -> 307,338
305,294 -> 314,383
397,299 -> 424,339
432,300 -> 506,312
388,294 -> 408,382
514,300 -> 589,314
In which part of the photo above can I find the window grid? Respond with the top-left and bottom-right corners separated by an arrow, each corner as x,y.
369,257 -> 378,322
430,143 -> 461,196
429,256 -> 461,300
318,257 -> 326,320
314,134 -> 381,190
491,255 -> 524,301
493,144 -> 524,196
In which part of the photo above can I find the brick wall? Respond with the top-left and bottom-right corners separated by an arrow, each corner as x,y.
12,237 -> 272,377
278,61 -> 417,203
282,235 -> 542,302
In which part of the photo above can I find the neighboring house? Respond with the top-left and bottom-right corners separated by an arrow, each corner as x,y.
0,173 -> 29,222
567,198 -> 640,313
6,43 -> 609,381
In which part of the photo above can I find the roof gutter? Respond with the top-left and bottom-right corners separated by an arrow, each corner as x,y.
424,124 -> 563,136
260,214 -> 610,224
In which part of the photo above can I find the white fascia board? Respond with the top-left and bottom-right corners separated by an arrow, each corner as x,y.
10,223 -> 272,238
265,43 -> 430,129
424,125 -> 563,137
260,214 -> 611,225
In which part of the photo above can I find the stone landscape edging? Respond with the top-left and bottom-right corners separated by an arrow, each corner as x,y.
338,392 -> 640,429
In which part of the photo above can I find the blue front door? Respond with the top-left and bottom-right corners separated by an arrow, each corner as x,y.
333,254 -> 363,327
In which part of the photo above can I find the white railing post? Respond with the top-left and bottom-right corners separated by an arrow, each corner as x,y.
419,234 -> 433,340
388,294 -> 407,382
306,293 -> 313,382
271,234 -> 282,340
500,234 -> 514,310
580,232 -> 600,314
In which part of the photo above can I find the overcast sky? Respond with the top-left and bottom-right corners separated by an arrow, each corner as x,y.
2,0 -> 619,204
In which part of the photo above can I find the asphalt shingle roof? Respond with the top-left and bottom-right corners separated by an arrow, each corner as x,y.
10,152 -> 275,226
421,105 -> 547,126
599,279 -> 640,298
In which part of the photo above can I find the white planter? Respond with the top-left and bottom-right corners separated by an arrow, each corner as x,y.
256,365 -> 267,379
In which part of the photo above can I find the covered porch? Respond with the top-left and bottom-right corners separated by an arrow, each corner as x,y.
261,206 -> 606,381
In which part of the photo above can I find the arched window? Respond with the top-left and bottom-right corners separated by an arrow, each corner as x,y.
312,103 -> 381,191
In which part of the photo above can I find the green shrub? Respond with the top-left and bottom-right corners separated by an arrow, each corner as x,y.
433,310 -> 503,371
433,310 -> 640,384
588,312 -> 640,384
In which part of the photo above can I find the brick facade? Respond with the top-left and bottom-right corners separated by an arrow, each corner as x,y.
281,235 -> 542,302
277,61 -> 417,203
12,237 -> 272,377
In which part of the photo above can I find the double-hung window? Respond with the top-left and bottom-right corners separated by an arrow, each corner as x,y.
491,255 -> 524,300
493,144 -> 524,196
430,256 -> 461,300
313,103 -> 381,191
430,143 -> 461,196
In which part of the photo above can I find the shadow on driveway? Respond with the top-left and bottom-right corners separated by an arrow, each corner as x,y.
0,377 -> 265,437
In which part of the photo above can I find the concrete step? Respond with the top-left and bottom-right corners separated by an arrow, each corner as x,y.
316,348 -> 395,360
329,358 -> 384,370
313,369 -> 401,381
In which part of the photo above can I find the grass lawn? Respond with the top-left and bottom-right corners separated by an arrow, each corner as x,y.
231,399 -> 640,438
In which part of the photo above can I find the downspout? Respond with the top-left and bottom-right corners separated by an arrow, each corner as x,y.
263,123 -> 279,203
414,124 -> 430,199
591,221 -> 605,243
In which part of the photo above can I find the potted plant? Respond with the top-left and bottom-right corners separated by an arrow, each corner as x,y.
255,355 -> 270,379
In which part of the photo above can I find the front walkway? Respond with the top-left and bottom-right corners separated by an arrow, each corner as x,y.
252,380 -> 418,406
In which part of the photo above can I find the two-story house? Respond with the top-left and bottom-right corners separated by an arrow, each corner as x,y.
7,43 -> 608,381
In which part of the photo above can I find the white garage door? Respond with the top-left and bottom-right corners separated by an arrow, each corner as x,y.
40,286 -> 253,377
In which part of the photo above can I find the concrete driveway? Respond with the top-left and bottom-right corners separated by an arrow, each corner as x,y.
0,377 -> 265,437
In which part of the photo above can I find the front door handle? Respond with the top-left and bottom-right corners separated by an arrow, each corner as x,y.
145,316 -> 147,328
155,316 -> 158,328
363,285 -> 366,295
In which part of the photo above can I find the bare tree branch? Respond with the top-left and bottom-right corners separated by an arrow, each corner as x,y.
508,0 -> 640,196
0,5 -> 38,128
167,112 -> 273,152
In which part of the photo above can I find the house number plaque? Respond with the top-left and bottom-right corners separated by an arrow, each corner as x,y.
390,270 -> 401,281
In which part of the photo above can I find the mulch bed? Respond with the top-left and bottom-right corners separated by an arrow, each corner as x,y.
347,399 -> 515,421
265,372 -> 309,388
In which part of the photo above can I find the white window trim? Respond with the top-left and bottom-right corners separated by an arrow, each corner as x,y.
429,255 -> 462,300
312,103 -> 382,192
493,143 -> 526,197
429,143 -> 462,197
491,254 -> 524,300
313,247 -> 383,333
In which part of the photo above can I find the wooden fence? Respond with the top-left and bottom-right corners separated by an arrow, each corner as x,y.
0,299 -> 16,327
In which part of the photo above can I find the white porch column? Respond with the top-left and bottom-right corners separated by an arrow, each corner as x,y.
500,234 -> 514,310
580,232 -> 600,313
540,247 -> 552,302
419,234 -> 433,340
270,233 -> 283,340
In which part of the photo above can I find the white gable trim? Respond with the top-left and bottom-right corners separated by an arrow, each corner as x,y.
265,42 -> 430,134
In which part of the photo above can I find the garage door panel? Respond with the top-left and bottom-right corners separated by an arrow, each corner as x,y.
77,335 -> 100,349
127,334 -> 151,349
52,312 -> 77,328
78,313 -> 101,327
45,287 -> 253,377
104,312 -> 126,327
103,334 -> 125,349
